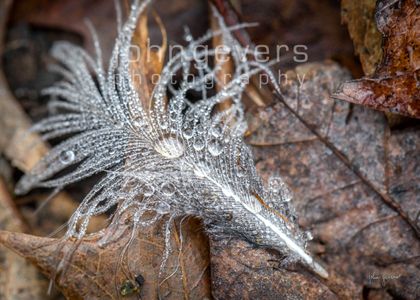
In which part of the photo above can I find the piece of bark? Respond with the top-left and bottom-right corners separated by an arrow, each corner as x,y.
341,0 -> 383,76
0,178 -> 51,300
130,9 -> 167,109
334,0 -> 420,119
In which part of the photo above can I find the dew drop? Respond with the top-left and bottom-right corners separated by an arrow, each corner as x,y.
268,177 -> 284,193
60,150 -> 75,165
133,117 -> 144,128
184,33 -> 192,42
156,202 -> 170,213
169,111 -> 178,121
211,126 -> 222,138
195,124 -> 205,134
160,121 -> 169,130
237,166 -> 246,178
154,135 -> 184,158
306,231 -> 313,241
143,184 -> 155,197
208,139 -> 223,156
182,127 -> 194,139
125,179 -> 137,189
193,137 -> 205,151
161,182 -> 176,196
220,45 -> 231,54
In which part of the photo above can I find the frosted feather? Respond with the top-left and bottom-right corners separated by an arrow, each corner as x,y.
16,0 -> 328,279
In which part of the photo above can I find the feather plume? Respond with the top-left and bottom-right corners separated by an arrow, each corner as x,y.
16,0 -> 328,279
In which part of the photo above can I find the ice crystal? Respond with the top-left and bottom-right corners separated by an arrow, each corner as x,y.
16,0 -> 328,278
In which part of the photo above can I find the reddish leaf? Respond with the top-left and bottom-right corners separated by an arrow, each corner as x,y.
334,0 -> 420,118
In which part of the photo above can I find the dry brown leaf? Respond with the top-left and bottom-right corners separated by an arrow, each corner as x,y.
334,0 -> 420,119
0,216 -> 210,300
232,61 -> 419,299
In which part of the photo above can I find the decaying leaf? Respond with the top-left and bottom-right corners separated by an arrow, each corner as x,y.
334,0 -> 420,119
0,216 -> 210,300
224,61 -> 419,299
210,238 -> 357,300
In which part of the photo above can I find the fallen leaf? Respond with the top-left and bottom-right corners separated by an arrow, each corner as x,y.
0,216 -> 210,300
334,0 -> 420,119
236,61 -> 418,299
210,238 -> 357,299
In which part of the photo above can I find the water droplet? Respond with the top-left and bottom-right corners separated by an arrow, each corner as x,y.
211,126 -> 222,138
193,137 -> 205,151
195,124 -> 205,134
60,150 -> 75,165
183,27 -> 193,42
156,202 -> 170,213
133,117 -> 144,128
185,34 -> 192,42
143,184 -> 155,197
268,177 -> 284,193
169,111 -> 178,121
161,182 -> 176,196
154,135 -> 184,158
125,179 -> 137,189
220,45 -> 231,54
109,148 -> 117,156
160,121 -> 169,130
182,127 -> 194,139
208,139 -> 223,156
237,166 -> 246,178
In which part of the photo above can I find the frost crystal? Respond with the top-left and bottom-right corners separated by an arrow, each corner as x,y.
16,0 -> 328,279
